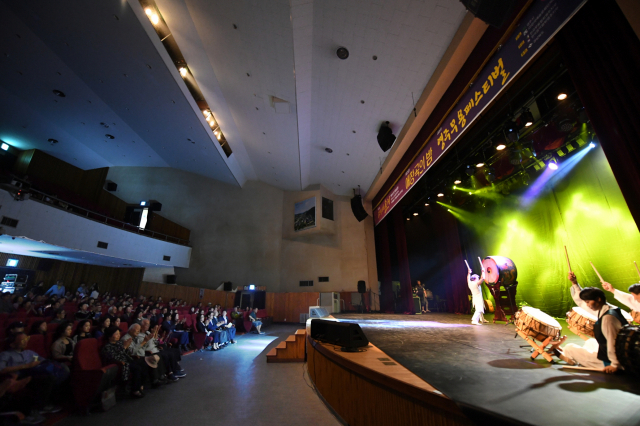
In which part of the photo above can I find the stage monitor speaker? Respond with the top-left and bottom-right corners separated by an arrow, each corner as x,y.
105,182 -> 117,192
357,280 -> 366,294
223,281 -> 232,291
459,0 -> 518,28
350,195 -> 368,222
377,121 -> 396,152
309,306 -> 330,319
310,319 -> 369,351
150,202 -> 162,212
165,274 -> 176,284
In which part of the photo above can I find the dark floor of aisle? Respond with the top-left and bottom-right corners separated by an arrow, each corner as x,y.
56,324 -> 341,426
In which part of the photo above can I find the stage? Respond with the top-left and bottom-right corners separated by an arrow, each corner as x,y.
330,313 -> 640,426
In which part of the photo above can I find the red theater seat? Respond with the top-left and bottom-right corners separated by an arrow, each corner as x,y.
118,321 -> 128,334
72,338 -> 118,412
25,334 -> 47,358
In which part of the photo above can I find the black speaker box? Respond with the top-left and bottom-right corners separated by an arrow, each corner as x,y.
150,202 -> 162,212
357,280 -> 366,293
223,281 -> 232,291
350,195 -> 368,222
310,319 -> 369,350
105,182 -> 117,192
166,275 -> 176,284
459,0 -> 518,28
377,123 -> 396,152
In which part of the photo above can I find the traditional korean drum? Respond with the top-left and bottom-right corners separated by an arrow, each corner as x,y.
615,325 -> 640,376
514,306 -> 561,342
566,307 -> 597,338
482,256 -> 517,286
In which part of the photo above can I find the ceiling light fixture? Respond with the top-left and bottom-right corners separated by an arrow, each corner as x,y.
413,213 -> 418,216
1,143 -> 9,151
557,93 -> 567,100
437,193 -> 444,197
454,179 -> 462,185
521,109 -> 534,127
179,67 -> 188,77
145,8 -> 160,25
424,203 -> 429,206
325,148 -> 333,153
496,144 -> 506,151
476,162 -> 485,168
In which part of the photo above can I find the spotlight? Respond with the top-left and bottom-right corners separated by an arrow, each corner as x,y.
406,217 -> 410,221
464,165 -> 475,176
249,284 -> 255,290
437,193 -> 444,197
476,162 -> 485,168
496,144 -> 506,151
484,167 -> 496,183
509,150 -> 522,165
1,143 -> 8,151
447,209 -> 451,212
179,67 -> 188,77
424,203 -> 429,206
140,201 -> 147,206
548,159 -> 558,170
468,192 -> 472,195
145,8 -> 160,25
413,212 -> 418,216
521,109 -> 534,127
504,120 -> 519,142
589,142 -> 596,149
453,185 -> 457,189
557,93 -> 567,100
454,179 -> 462,185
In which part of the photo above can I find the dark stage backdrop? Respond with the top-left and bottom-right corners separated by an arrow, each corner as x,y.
448,146 -> 640,317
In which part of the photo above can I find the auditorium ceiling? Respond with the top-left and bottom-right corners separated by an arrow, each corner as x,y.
0,0 -> 467,195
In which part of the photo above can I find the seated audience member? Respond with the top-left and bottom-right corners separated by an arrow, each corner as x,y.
249,307 -> 265,334
148,308 -> 160,327
0,333 -> 67,422
12,296 -> 24,310
219,310 -> 237,344
43,281 -> 65,297
51,321 -> 75,363
161,313 -> 190,352
0,292 -> 15,314
76,283 -> 88,297
94,316 -> 111,339
89,284 -> 99,299
209,311 -> 230,348
43,301 -> 61,318
29,320 -> 48,336
196,314 -> 216,350
4,322 -> 26,344
113,317 -> 122,330
74,303 -> 92,321
231,307 -> 242,320
105,306 -> 118,324
50,308 -> 67,324
132,308 -> 144,325
120,305 -> 133,324
18,300 -> 38,317
74,320 -> 93,342
100,326 -> 148,398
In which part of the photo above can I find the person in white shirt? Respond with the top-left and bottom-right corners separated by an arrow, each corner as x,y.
467,266 -> 486,325
602,281 -> 640,311
551,287 -> 627,373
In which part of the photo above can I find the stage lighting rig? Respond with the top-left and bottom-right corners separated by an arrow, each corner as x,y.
521,109 -> 534,127
484,167 -> 496,183
464,165 -> 475,176
504,119 -> 519,142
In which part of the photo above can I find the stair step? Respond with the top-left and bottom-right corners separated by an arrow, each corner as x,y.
276,342 -> 287,349
266,348 -> 277,357
286,335 -> 297,342
295,329 -> 306,335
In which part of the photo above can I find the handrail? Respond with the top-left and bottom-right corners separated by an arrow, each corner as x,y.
3,184 -> 190,246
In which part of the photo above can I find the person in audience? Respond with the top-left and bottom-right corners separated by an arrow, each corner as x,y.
12,295 -> 24,310
249,307 -> 265,334
0,292 -> 15,314
196,314 -> 216,350
213,309 -> 230,346
114,317 -> 122,329
75,303 -> 92,321
126,321 -> 186,383
220,310 -> 237,344
89,283 -> 99,299
206,312 -> 227,349
4,322 -> 26,343
29,321 -> 48,337
44,281 -> 65,297
132,308 -> 144,325
43,300 -> 61,317
94,316 -> 111,339
31,281 -> 46,296
50,308 -> 67,324
148,308 -> 160,327
161,313 -> 190,353
100,326 -> 148,398
91,304 -> 102,323
105,306 -> 118,323
231,307 -> 242,320
0,333 -> 65,422
120,305 -> 133,324
76,283 -> 88,297
74,319 -> 93,342
51,321 -> 75,364
18,300 -> 38,316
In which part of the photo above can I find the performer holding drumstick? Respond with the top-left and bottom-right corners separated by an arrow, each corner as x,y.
601,262 -> 640,311
466,260 -> 486,325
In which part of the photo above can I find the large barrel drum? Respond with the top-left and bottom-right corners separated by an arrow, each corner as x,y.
616,325 -> 640,376
482,256 -> 517,286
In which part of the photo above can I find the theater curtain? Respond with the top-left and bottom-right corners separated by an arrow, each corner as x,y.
557,0 -> 640,231
392,209 -> 414,314
374,218 -> 394,313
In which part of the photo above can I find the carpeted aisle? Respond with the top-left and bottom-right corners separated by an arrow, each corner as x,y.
55,324 -> 341,426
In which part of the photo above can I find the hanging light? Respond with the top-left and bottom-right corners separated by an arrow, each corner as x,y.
496,144 -> 506,151
437,193 -> 444,197
504,120 -> 519,142
521,109 -> 534,127
557,93 -> 567,100
179,67 -> 188,77
476,162 -> 485,168
454,179 -> 462,185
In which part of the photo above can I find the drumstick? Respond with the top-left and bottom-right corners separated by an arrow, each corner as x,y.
477,257 -> 484,272
464,259 -> 470,270
560,365 -> 604,373
590,262 -> 604,284
634,261 -> 640,279
564,246 -> 572,273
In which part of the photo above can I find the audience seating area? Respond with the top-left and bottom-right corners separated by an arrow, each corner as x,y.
0,285 -> 271,423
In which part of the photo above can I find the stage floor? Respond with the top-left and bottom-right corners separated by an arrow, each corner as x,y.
333,312 -> 640,426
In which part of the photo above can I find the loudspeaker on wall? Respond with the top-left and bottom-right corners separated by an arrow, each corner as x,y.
165,275 -> 176,284
350,195 -> 368,222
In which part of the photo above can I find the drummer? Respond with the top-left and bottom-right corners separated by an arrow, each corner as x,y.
568,272 -> 599,317
601,281 -> 640,311
467,266 -> 486,325
551,287 -> 627,373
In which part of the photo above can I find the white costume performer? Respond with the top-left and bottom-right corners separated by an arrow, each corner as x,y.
612,288 -> 640,311
467,270 -> 484,325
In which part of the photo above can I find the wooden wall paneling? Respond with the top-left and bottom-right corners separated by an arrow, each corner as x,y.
12,149 -> 35,176
78,168 -> 108,203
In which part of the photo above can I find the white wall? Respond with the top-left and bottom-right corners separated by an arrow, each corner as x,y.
0,189 -> 191,267
106,167 -> 377,293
